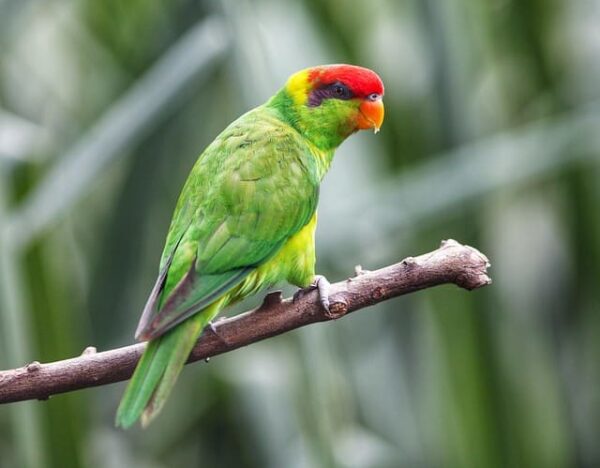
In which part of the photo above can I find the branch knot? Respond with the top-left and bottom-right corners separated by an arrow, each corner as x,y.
325,299 -> 349,319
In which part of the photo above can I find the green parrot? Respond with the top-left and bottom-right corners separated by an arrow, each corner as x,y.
116,64 -> 385,428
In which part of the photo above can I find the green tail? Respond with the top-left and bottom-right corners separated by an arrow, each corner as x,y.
116,302 -> 221,428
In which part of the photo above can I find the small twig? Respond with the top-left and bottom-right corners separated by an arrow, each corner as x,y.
0,239 -> 491,404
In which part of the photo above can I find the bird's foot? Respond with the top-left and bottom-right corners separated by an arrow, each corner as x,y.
293,275 -> 331,312
206,320 -> 229,346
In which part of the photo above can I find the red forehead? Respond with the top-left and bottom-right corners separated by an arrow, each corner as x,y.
308,64 -> 384,97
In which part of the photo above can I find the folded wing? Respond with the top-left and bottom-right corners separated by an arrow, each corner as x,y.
135,108 -> 318,341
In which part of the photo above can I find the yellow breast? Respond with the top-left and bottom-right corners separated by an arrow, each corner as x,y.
229,212 -> 317,302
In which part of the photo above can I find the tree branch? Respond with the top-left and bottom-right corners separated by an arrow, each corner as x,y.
0,239 -> 491,404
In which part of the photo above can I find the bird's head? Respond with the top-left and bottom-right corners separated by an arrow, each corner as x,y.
272,64 -> 385,150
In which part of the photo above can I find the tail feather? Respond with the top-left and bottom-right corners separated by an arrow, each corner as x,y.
116,300 -> 224,428
115,338 -> 163,428
140,312 -> 206,427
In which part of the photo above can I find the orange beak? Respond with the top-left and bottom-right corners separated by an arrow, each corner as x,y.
357,98 -> 384,133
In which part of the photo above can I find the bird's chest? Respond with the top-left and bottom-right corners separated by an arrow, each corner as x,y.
271,212 -> 317,287
230,213 -> 317,302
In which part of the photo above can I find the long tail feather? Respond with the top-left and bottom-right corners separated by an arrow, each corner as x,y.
116,299 -> 224,428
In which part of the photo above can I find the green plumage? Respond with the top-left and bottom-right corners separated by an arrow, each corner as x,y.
117,103 -> 327,427
116,65 -> 380,428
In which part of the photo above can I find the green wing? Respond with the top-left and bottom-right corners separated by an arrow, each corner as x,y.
135,106 -> 319,340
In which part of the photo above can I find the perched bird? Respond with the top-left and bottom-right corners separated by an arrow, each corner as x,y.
116,64 -> 384,428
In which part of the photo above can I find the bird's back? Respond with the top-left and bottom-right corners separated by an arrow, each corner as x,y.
137,104 -> 321,340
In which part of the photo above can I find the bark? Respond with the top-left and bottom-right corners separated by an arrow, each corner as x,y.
0,239 -> 491,404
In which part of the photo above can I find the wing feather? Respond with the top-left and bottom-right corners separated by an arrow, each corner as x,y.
135,106 -> 319,340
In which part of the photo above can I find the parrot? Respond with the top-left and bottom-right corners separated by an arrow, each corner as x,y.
116,64 -> 384,428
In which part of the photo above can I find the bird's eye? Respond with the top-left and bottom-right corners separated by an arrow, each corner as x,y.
331,83 -> 352,99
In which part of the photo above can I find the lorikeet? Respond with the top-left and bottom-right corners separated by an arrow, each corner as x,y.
116,64 -> 384,428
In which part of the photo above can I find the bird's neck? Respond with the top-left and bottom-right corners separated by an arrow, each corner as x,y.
266,89 -> 352,155
308,144 -> 335,181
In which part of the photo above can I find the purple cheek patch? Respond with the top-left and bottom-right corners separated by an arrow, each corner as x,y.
307,88 -> 333,107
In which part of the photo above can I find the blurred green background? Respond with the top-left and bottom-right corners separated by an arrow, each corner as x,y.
1,0 -> 599,467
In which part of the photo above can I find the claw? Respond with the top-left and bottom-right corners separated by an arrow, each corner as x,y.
315,275 -> 330,312
206,320 -> 229,346
293,275 -> 331,312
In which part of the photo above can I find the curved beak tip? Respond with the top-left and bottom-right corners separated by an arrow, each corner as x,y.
358,99 -> 384,133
